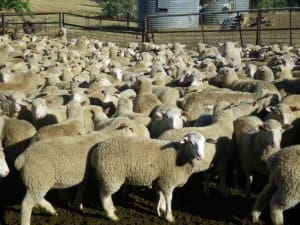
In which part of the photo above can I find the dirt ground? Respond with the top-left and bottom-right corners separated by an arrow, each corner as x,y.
0,171 -> 299,225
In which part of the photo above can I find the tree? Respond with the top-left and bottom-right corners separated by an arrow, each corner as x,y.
0,0 -> 32,15
93,0 -> 137,20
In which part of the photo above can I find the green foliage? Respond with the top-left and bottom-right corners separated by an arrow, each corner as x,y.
0,0 -> 32,15
256,0 -> 288,8
95,0 -> 137,20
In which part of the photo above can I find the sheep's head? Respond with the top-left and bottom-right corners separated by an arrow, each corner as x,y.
180,133 -> 216,160
258,119 -> 287,148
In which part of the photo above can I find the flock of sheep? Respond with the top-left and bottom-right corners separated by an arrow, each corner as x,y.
0,27 -> 300,225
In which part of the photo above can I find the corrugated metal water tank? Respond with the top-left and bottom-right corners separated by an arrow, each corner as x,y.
200,0 -> 249,24
138,0 -> 200,30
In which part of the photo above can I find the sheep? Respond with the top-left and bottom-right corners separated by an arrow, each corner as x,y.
215,66 -> 281,100
178,89 -> 276,123
150,105 -> 187,138
0,116 -> 36,161
112,96 -> 151,126
0,70 -> 46,94
221,41 -> 242,68
254,65 -> 275,81
30,97 -> 67,129
244,63 -> 258,78
90,132 -> 217,222
133,77 -> 161,116
14,124 -> 141,225
29,101 -> 92,143
94,116 -> 150,139
233,116 -> 287,197
251,145 -> 300,225
158,101 -> 236,196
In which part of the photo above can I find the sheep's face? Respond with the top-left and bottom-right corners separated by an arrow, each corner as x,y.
180,133 -> 206,160
0,151 -> 9,178
32,99 -> 48,119
165,109 -> 186,130
265,104 -> 291,126
258,120 -> 283,148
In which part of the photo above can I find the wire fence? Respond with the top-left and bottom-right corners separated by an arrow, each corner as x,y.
1,7 -> 300,48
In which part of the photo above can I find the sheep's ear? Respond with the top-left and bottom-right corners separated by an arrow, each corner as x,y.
180,136 -> 189,144
46,99 -> 52,105
116,123 -> 128,130
3,94 -> 12,100
290,106 -> 300,112
181,110 -> 188,118
129,95 -> 136,100
113,91 -> 120,98
282,124 -> 293,130
90,109 -> 96,118
162,112 -> 167,119
258,124 -> 267,131
265,106 -> 275,112
206,138 -> 217,144
252,101 -> 257,107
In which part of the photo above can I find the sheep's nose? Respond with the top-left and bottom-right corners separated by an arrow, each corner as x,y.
1,168 -> 9,177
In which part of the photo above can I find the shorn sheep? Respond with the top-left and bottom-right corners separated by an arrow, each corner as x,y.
251,145 -> 300,225
90,132 -> 216,222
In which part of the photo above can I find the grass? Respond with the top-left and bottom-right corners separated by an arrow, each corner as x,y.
29,0 -> 100,14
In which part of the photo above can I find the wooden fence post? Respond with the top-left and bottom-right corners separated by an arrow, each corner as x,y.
59,12 -> 64,28
237,12 -> 244,47
256,10 -> 261,45
142,16 -> 149,43
199,13 -> 205,43
126,12 -> 130,30
1,13 -> 4,35
289,8 -> 292,46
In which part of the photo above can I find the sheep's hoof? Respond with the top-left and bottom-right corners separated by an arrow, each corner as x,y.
74,203 -> 83,211
107,212 -> 119,221
251,210 -> 260,223
157,207 -> 166,217
165,214 -> 175,223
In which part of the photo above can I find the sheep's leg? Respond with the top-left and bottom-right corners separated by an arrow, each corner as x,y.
219,173 -> 229,198
21,192 -> 37,225
251,179 -> 275,223
156,190 -> 166,217
99,184 -> 120,221
37,198 -> 57,216
203,168 -> 213,196
269,189 -> 298,225
163,188 -> 175,223
245,173 -> 253,197
74,180 -> 88,210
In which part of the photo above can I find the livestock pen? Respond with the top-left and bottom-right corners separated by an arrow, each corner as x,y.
0,7 -> 300,48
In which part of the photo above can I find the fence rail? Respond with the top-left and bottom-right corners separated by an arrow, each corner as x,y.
0,7 -> 300,48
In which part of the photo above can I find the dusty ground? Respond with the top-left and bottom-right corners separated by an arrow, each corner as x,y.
0,171 -> 299,225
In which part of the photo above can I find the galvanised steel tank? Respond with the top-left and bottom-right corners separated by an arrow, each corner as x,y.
138,0 -> 200,30
200,0 -> 249,24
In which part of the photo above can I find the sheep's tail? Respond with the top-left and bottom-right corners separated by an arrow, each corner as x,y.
15,154 -> 25,171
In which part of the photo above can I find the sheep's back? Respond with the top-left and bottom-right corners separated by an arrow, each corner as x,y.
91,137 -> 175,186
